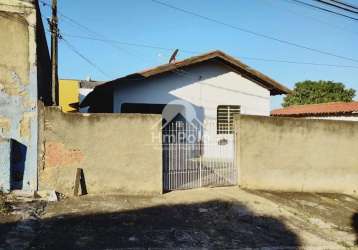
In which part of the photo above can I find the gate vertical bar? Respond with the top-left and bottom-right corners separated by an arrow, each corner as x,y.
198,127 -> 203,187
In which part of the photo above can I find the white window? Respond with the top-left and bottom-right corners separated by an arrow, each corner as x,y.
217,105 -> 240,134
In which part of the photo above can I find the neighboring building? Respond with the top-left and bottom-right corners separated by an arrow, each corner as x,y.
79,80 -> 104,112
271,102 -> 358,121
59,79 -> 103,112
0,0 -> 51,191
80,50 -> 290,160
59,79 -> 79,112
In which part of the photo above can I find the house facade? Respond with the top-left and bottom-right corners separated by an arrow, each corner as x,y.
81,51 -> 289,168
82,51 -> 289,120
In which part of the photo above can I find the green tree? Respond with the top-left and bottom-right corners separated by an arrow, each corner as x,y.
282,80 -> 356,107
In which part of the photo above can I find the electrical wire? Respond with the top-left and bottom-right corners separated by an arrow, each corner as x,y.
172,68 -> 270,100
60,37 -> 112,78
41,0 -> 358,66
330,0 -> 358,10
265,0 -> 358,36
63,33 -> 358,69
40,0 -> 358,72
40,0 -> 157,67
62,34 -> 199,54
289,0 -> 358,21
40,0 -> 138,55
238,56 -> 358,69
40,2 -> 112,76
313,0 -> 358,14
151,0 -> 358,64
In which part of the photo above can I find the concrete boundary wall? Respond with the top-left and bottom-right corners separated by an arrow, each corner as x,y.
236,115 -> 358,194
0,137 -> 11,191
39,107 -> 163,196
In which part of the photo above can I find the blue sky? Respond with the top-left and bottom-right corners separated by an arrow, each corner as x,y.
39,0 -> 358,108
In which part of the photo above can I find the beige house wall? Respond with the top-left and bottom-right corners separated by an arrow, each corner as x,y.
0,0 -> 51,191
236,115 -> 358,194
39,107 -> 163,196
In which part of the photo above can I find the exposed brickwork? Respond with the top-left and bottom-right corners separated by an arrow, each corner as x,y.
44,142 -> 84,168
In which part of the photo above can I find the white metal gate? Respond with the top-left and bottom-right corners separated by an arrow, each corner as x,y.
163,120 -> 237,191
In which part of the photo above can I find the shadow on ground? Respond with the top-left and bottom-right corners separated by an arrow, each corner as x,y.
1,199 -> 301,249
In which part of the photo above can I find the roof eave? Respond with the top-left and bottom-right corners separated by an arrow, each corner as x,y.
271,111 -> 357,117
82,50 -> 291,106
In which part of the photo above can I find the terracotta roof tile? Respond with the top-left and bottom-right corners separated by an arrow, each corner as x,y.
96,50 -> 290,95
271,102 -> 358,117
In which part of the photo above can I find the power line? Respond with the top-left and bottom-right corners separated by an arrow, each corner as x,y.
60,37 -> 112,78
266,0 -> 358,36
63,33 -> 358,69
290,0 -> 358,21
151,0 -> 358,64
39,1 -> 112,77
41,0 -> 113,38
172,68 -> 270,100
41,0 -> 358,71
40,0 -> 152,64
238,56 -> 358,69
59,13 -> 103,38
62,34 -> 198,54
330,0 -> 358,10
313,0 -> 358,13
59,15 -> 142,56
42,0 -> 358,65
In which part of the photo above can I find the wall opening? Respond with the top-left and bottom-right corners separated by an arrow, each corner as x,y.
10,139 -> 27,190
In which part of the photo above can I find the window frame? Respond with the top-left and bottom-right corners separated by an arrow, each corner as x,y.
217,105 -> 240,134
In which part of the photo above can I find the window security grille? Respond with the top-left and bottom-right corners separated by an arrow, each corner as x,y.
217,105 -> 240,134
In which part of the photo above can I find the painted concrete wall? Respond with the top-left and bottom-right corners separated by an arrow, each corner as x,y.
236,115 -> 358,194
113,61 -> 271,119
59,79 -> 79,112
39,107 -> 163,196
306,116 -> 358,122
0,0 -> 50,191
0,138 -> 11,191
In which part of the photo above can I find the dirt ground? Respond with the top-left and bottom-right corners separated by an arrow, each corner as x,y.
1,187 -> 358,249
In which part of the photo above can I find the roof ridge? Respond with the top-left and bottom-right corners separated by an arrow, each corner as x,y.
97,50 -> 290,95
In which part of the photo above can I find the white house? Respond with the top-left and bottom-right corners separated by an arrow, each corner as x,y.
80,50 -> 289,189
81,50 -> 289,119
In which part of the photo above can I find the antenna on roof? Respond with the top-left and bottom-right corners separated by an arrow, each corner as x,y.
169,49 -> 179,64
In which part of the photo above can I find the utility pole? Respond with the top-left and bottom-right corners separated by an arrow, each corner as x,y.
50,0 -> 59,106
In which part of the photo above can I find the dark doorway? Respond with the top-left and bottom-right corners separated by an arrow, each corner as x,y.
10,139 -> 27,190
